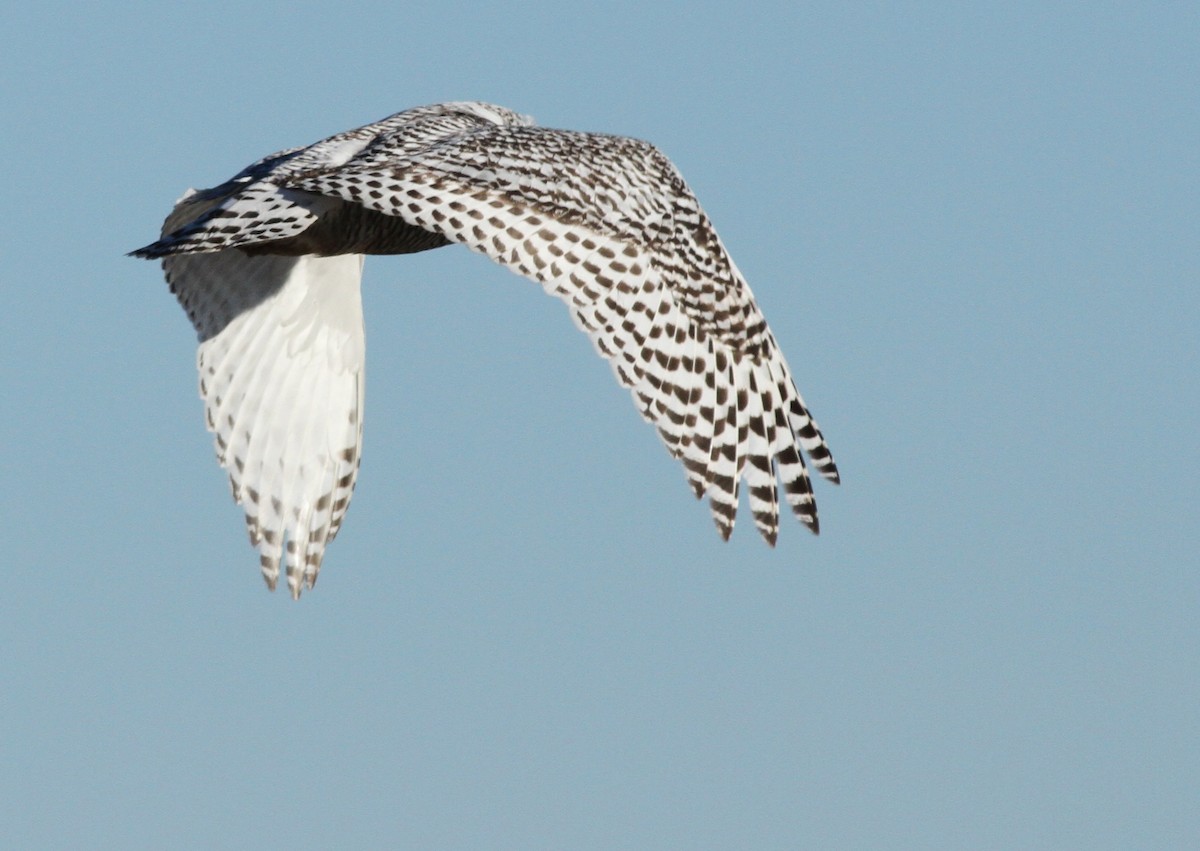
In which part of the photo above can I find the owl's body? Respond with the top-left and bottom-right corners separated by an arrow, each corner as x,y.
133,101 -> 838,598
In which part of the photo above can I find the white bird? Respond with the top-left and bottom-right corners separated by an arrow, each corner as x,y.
132,101 -> 839,598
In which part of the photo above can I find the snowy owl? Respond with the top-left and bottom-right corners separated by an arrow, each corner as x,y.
132,101 -> 839,598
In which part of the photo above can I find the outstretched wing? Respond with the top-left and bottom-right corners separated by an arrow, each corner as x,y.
160,191 -> 365,598
291,125 -> 838,542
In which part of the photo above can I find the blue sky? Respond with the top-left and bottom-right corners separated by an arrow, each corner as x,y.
3,2 -> 1198,848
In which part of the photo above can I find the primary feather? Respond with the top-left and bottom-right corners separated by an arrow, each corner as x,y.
132,101 -> 839,597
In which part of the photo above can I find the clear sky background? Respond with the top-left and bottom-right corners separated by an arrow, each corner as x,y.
3,2 -> 1197,848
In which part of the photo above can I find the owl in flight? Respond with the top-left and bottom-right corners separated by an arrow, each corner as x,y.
132,102 -> 839,598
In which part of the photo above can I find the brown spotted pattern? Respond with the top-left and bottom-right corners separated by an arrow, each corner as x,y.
132,102 -> 838,595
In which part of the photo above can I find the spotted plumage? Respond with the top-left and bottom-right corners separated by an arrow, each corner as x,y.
132,101 -> 839,597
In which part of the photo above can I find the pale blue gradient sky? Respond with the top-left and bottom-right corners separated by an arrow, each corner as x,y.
3,2 -> 1198,848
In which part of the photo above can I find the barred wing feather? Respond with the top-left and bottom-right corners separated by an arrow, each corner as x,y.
159,191 -> 365,598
